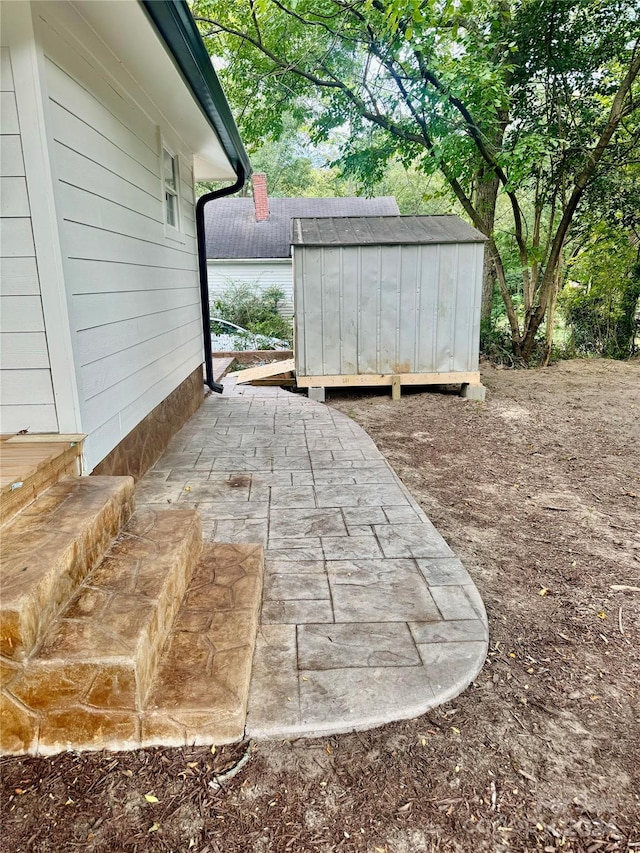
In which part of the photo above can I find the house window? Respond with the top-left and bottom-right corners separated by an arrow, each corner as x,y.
163,147 -> 179,229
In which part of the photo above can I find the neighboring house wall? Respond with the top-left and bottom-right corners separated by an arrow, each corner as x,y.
0,45 -> 58,434
35,3 -> 203,470
207,259 -> 293,319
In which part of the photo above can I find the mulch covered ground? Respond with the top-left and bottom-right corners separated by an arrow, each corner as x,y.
2,357 -> 639,853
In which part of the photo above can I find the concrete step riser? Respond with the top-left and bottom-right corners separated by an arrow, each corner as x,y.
0,538 -> 264,756
0,478 -> 135,660
1,510 -> 204,755
143,543 -> 264,748
134,516 -> 203,709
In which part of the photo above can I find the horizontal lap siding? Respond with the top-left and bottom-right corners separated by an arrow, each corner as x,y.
207,261 -> 294,319
39,11 -> 202,470
0,46 -> 58,434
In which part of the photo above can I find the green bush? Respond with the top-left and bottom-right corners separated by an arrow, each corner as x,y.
212,282 -> 293,346
560,232 -> 640,359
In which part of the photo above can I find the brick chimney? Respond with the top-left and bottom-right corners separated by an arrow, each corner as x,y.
252,172 -> 269,222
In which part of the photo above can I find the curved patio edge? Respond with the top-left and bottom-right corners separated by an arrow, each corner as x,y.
219,384 -> 490,740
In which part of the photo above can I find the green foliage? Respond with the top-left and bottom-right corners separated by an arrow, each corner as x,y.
560,231 -> 640,359
192,0 -> 640,360
212,282 -> 293,346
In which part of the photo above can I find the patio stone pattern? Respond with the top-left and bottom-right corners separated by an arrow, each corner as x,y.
135,378 -> 489,739
1,481 -> 263,754
0,477 -> 135,660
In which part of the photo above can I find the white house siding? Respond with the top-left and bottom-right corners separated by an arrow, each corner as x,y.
0,45 -> 58,434
35,4 -> 203,471
207,259 -> 294,319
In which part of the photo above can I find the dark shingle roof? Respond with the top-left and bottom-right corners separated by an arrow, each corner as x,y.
291,215 -> 487,246
205,197 -> 400,259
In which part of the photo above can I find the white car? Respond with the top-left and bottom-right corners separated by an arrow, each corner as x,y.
210,318 -> 289,351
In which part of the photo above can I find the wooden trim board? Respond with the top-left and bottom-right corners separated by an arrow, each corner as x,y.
250,377 -> 296,387
296,371 -> 481,388
5,433 -> 86,444
233,358 -> 296,384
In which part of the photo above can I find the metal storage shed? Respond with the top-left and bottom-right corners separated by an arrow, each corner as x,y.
291,215 -> 487,400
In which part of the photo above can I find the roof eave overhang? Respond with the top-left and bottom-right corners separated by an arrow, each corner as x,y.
140,0 -> 251,182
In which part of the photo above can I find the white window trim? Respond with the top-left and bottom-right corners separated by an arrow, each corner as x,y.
161,140 -> 185,244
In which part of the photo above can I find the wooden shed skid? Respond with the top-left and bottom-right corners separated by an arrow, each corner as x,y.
295,371 -> 481,388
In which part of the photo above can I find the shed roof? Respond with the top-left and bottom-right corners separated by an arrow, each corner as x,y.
205,197 -> 400,259
291,215 -> 487,246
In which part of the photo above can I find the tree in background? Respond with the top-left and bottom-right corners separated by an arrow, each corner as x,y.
233,111 -> 456,213
192,0 -> 639,361
559,160 -> 640,359
560,228 -> 639,359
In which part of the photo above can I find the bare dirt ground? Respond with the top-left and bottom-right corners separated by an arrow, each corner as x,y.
2,358 -> 639,853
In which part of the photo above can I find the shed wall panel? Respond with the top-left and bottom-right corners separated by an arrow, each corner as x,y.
357,247 -> 378,372
377,246 -> 399,373
322,248 -> 342,376
294,239 -> 483,380
339,249 -> 359,373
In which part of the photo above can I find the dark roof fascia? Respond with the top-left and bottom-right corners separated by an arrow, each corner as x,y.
140,0 -> 251,179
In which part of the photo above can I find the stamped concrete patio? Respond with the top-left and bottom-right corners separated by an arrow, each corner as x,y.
136,378 -> 488,739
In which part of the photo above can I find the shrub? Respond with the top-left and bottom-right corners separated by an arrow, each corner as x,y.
212,282 -> 293,346
560,232 -> 640,360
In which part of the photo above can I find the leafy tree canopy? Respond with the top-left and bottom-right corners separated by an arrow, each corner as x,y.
193,0 -> 640,359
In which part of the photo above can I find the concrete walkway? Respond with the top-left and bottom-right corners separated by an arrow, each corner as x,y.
136,379 -> 488,739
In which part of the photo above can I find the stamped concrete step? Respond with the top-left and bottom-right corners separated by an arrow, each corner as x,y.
0,476 -> 135,660
142,543 -> 263,748
1,508 -> 202,754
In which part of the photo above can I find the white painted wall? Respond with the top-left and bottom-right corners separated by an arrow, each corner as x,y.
207,259 -> 294,319
0,44 -> 59,433
34,2 -> 204,470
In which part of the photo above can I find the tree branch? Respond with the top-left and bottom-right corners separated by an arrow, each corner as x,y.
525,42 -> 640,349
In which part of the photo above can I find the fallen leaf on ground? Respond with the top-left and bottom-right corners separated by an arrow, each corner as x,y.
144,793 -> 159,803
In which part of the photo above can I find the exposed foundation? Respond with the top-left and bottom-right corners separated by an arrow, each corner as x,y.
92,367 -> 204,480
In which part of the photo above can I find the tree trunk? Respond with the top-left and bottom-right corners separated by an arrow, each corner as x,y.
474,169 -> 500,322
482,244 -> 498,323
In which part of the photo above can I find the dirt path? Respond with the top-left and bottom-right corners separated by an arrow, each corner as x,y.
2,358 -> 639,852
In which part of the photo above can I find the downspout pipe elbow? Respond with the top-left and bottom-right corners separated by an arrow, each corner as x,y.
196,165 -> 247,393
